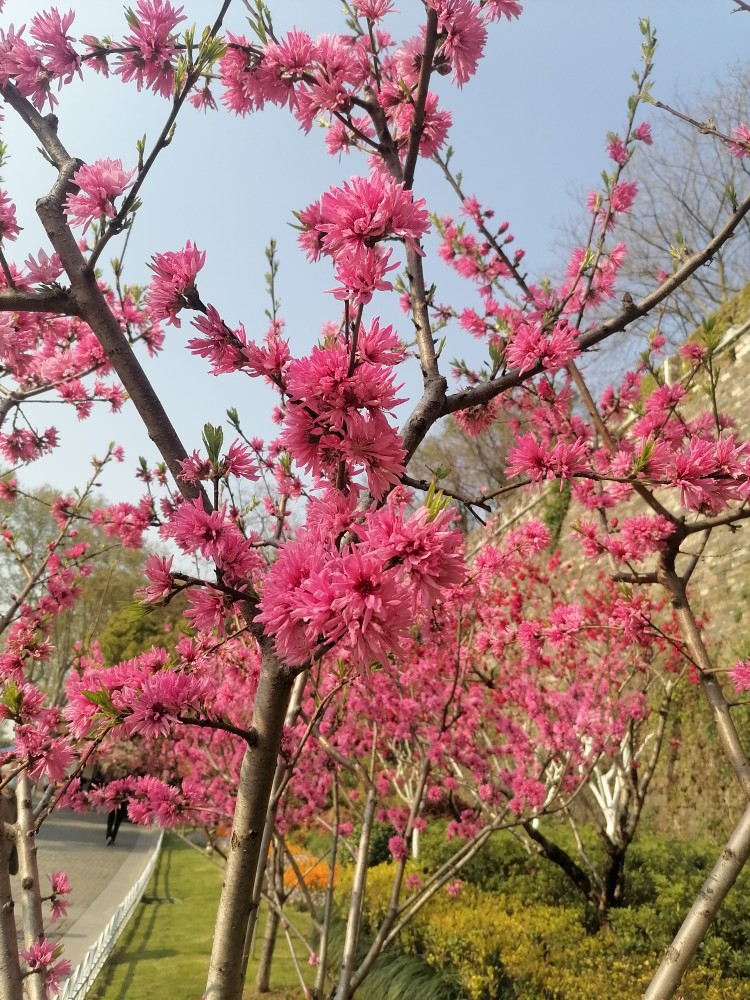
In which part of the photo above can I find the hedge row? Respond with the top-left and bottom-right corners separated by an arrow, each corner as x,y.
339,828 -> 750,999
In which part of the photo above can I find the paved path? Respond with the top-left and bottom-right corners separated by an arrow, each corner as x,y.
13,809 -> 160,971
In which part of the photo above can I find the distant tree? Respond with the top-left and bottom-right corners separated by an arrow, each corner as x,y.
562,62 -> 750,353
411,412 -> 513,529
0,482 -> 182,700
97,594 -> 187,665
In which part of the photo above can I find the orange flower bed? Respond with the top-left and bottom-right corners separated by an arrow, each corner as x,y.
283,844 -> 339,892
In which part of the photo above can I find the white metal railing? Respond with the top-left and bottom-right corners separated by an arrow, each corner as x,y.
58,830 -> 164,1000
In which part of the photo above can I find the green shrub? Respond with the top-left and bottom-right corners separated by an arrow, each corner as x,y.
339,830 -> 750,999
324,918 -> 461,1000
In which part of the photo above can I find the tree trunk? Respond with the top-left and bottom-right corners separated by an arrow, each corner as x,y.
240,672 -> 308,988
204,641 -> 294,1000
0,793 -> 22,1000
15,776 -> 46,1000
595,841 -> 627,929
254,903 -> 281,993
334,787 -> 377,1000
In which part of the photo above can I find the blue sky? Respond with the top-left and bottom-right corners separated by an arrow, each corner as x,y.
2,1 -> 749,503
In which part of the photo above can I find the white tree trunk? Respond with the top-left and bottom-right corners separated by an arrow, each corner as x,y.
16,776 -> 46,1000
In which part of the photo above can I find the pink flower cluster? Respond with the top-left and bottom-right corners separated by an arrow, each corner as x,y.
111,0 -> 186,98
0,9 -> 80,109
505,319 -> 580,375
728,122 -> 750,158
281,321 -> 405,498
257,495 -> 465,667
147,241 -> 206,326
299,173 -> 429,304
64,159 -> 135,232
20,939 -> 71,996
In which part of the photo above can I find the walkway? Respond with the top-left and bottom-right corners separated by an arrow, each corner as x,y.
13,809 -> 160,971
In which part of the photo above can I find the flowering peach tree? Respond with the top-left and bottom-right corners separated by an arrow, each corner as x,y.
0,2 -> 750,999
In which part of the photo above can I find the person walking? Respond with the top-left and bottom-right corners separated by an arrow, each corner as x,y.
106,799 -> 128,846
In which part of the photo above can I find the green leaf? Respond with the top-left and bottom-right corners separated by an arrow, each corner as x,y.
424,479 -> 450,520
82,686 -> 119,719
488,339 -> 504,367
1,680 -> 22,716
202,422 -> 224,465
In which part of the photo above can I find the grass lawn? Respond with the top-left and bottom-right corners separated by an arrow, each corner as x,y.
89,834 -> 314,1000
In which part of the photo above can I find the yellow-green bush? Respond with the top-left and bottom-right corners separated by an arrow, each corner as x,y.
346,866 -> 750,999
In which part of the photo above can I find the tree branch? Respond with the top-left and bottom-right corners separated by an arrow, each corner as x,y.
1,83 -> 207,507
402,8 -> 438,191
645,799 -> 750,999
441,183 -> 750,421
0,287 -> 77,315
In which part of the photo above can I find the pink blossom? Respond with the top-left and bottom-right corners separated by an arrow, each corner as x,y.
147,241 -> 206,326
506,319 -> 579,375
115,0 -> 186,98
21,734 -> 75,784
459,307 -> 487,338
137,554 -> 174,604
188,305 -> 248,375
189,84 -> 217,112
0,189 -> 21,242
354,0 -> 396,21
91,499 -> 152,548
21,938 -> 71,994
671,436 -> 738,514
257,533 -> 334,665
729,122 -> 750,158
680,341 -> 706,365
124,670 -> 208,739
222,440 -> 259,480
731,659 -> 750,694
325,114 -> 376,157
184,586 -> 235,634
358,319 -> 407,366
606,134 -> 628,164
634,122 -> 652,144
241,322 -> 291,384
331,244 -> 400,305
0,426 -> 57,464
292,34 -> 365,133
218,34 -> 267,116
610,181 -> 638,214
24,249 -> 63,283
29,7 -> 81,85
388,834 -> 409,860
482,0 -> 523,20
165,498 -> 232,560
330,550 -> 412,665
0,26 -> 56,110
363,500 -> 466,606
506,434 -> 588,484
64,159 -> 135,231
311,173 -> 429,260
48,870 -> 71,922
453,396 -> 502,437
388,91 -> 453,158
336,411 -> 406,499
446,879 -> 462,896
428,0 -> 487,86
